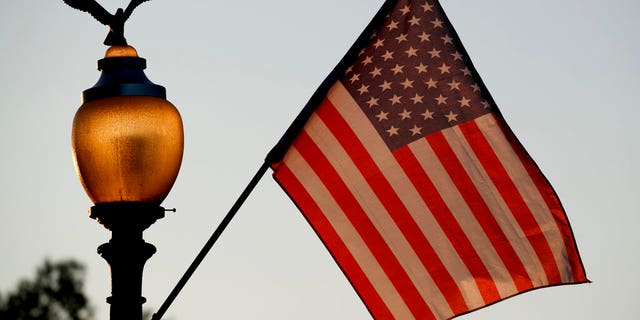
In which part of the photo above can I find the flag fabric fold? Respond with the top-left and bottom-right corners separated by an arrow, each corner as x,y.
268,0 -> 588,319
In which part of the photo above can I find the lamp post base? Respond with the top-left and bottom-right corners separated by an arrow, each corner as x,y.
90,202 -> 165,320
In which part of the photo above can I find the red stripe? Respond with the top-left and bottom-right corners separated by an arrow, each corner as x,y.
274,164 -> 395,320
492,116 -> 587,282
458,120 -> 563,284
393,145 -> 501,304
293,129 -> 436,319
316,99 -> 468,315
426,131 -> 534,292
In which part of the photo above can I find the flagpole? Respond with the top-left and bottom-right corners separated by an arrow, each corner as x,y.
151,161 -> 270,320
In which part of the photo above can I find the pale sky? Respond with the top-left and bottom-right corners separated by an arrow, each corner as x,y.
1,1 -> 638,319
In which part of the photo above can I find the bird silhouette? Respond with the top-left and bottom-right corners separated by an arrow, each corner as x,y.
63,0 -> 150,46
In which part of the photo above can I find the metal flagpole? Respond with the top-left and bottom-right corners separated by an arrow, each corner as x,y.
151,161 -> 271,320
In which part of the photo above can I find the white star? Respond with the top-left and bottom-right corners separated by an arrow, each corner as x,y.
435,94 -> 448,105
415,63 -> 428,74
431,18 -> 444,28
428,48 -> 441,58
379,81 -> 392,91
357,84 -> 369,95
391,64 -> 404,75
441,35 -> 453,44
362,56 -> 373,66
425,78 -> 438,89
459,96 -> 471,107
400,5 -> 411,15
388,94 -> 402,105
387,20 -> 399,31
373,39 -> 385,49
386,126 -> 399,136
445,111 -> 459,122
461,67 -> 471,76
395,33 -> 408,43
345,65 -> 354,74
349,73 -> 360,83
405,46 -> 419,57
418,32 -> 431,42
366,97 -> 379,107
448,80 -> 461,90
401,78 -> 414,89
421,109 -> 435,120
471,84 -> 481,92
438,63 -> 451,74
370,67 -> 382,77
375,110 -> 389,121
409,16 -> 421,26
410,125 -> 423,136
382,50 -> 394,61
451,51 -> 463,61
481,100 -> 491,109
422,3 -> 434,12
410,93 -> 424,104
398,109 -> 412,120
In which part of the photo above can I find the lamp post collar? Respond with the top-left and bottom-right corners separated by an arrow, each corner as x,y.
82,45 -> 167,103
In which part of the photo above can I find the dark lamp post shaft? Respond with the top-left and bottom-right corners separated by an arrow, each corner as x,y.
99,232 -> 154,319
91,203 -> 165,320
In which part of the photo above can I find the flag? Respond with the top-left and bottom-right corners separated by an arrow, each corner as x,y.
268,0 -> 588,319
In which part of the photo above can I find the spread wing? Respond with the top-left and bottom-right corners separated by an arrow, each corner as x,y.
123,0 -> 151,21
63,0 -> 113,25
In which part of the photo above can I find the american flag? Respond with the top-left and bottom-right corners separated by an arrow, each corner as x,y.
269,0 -> 587,319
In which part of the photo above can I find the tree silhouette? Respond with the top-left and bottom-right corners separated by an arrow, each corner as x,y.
0,259 -> 93,320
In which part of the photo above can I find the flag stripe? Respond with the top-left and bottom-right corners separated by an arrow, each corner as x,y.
457,119 -> 563,284
314,97 -> 465,316
282,147 -> 415,319
329,82 -> 497,311
409,139 -> 516,297
304,108 -> 452,317
471,116 -> 570,282
407,138 -> 519,297
292,130 -> 436,319
491,117 -> 587,282
274,163 -> 397,320
426,131 -> 535,292
393,145 -> 501,306
443,123 -> 548,287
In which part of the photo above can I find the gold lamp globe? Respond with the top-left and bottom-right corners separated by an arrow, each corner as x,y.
72,45 -> 183,206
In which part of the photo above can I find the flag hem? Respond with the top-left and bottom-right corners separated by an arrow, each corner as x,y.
446,279 -> 591,320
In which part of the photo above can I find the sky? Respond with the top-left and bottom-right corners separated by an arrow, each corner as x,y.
0,0 -> 638,319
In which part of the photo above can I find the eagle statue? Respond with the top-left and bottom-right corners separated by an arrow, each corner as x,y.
62,0 -> 150,46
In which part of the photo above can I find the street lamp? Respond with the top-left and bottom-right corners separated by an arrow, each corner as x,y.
70,44 -> 183,319
63,1 -> 183,318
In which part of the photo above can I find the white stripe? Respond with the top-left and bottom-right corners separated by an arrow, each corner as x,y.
282,147 -> 415,320
475,115 -> 571,282
407,138 -> 517,297
329,81 -> 487,313
303,112 -> 449,318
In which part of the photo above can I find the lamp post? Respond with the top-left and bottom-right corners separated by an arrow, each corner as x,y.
71,44 -> 183,319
